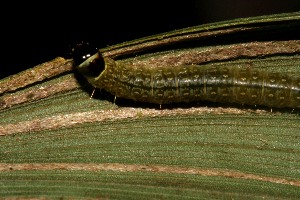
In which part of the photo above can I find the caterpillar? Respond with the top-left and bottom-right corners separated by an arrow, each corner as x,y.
76,52 -> 300,109
72,12 -> 300,109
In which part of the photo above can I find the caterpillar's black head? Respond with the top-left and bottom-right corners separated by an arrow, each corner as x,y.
72,41 -> 105,78
71,41 -> 97,66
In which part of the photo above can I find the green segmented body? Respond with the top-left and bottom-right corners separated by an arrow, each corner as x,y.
79,54 -> 300,108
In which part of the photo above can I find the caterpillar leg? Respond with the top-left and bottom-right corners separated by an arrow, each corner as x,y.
90,88 -> 96,99
114,96 -> 117,105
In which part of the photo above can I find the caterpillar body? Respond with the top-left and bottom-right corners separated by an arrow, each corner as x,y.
76,53 -> 300,109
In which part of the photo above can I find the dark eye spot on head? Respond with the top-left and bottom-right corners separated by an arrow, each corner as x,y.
71,41 -> 98,65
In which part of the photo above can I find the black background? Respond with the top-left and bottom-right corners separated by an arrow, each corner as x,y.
1,0 -> 300,79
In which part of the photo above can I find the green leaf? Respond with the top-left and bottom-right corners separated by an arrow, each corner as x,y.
0,11 -> 300,199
